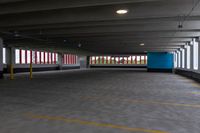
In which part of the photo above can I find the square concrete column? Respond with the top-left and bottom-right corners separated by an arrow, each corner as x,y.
6,47 -> 15,73
177,51 -> 180,68
175,52 -> 179,68
173,52 -> 176,68
173,52 -> 178,69
58,53 -> 63,70
0,38 -> 3,78
198,40 -> 200,71
180,49 -> 183,68
184,47 -> 187,69
79,56 -> 90,69
190,43 -> 194,70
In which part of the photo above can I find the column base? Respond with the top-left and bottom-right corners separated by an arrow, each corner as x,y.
58,65 -> 63,70
147,68 -> 173,73
0,71 -> 3,79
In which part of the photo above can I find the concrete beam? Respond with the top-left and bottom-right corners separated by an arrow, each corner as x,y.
1,11 -> 200,28
0,0 -> 27,4
14,23 -> 200,36
0,0 -> 161,15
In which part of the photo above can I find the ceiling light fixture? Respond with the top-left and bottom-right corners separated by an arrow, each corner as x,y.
140,43 -> 145,46
14,31 -> 20,37
78,43 -> 82,48
116,9 -> 128,15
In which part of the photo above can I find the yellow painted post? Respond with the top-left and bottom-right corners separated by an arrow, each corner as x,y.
30,63 -> 33,79
10,64 -> 14,80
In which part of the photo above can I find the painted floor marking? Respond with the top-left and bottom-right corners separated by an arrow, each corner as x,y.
190,92 -> 200,95
178,78 -> 200,88
191,83 -> 200,88
26,113 -> 169,133
83,96 -> 200,108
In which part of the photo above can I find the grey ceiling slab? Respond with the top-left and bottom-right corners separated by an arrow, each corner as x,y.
0,0 -> 199,54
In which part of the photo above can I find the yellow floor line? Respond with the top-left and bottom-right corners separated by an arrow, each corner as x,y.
178,78 -> 200,88
83,96 -> 200,108
191,92 -> 200,95
26,113 -> 169,133
126,99 -> 200,108
191,83 -> 200,88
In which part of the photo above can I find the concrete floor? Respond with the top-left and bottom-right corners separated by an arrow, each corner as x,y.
0,69 -> 200,133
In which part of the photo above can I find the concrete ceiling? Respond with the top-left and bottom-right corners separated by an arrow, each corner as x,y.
0,0 -> 200,55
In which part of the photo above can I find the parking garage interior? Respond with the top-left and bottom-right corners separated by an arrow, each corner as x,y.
1,0 -> 200,133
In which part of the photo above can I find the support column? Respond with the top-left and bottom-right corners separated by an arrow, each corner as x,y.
190,42 -> 194,70
180,49 -> 183,68
79,56 -> 89,69
6,47 -> 15,79
178,50 -> 181,68
198,40 -> 200,71
0,38 -> 3,78
176,51 -> 179,68
6,47 -> 15,71
184,47 -> 187,69
173,52 -> 176,68
57,53 -> 63,70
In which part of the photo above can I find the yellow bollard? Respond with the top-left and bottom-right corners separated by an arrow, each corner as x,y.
30,63 -> 33,79
10,64 -> 14,80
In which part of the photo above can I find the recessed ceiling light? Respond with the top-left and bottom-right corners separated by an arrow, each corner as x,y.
78,43 -> 82,48
116,9 -> 128,15
140,43 -> 145,46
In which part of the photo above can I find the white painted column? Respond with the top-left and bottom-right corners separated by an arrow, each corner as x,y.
184,46 -> 187,69
0,38 -> 3,78
174,52 -> 178,69
176,51 -> 178,68
190,42 -> 194,70
177,50 -> 180,68
173,52 -> 176,68
198,40 -> 200,71
180,49 -> 183,69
